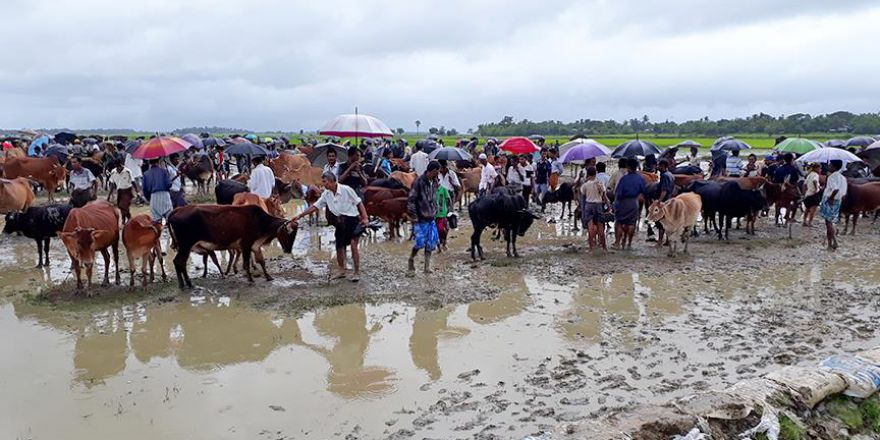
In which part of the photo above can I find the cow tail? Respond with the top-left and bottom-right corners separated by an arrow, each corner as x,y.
167,221 -> 179,251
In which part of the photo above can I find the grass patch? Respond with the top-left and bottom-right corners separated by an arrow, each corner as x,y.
778,413 -> 805,440
860,394 -> 880,432
826,395 -> 864,430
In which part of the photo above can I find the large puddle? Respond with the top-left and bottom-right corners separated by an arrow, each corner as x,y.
3,200 -> 880,439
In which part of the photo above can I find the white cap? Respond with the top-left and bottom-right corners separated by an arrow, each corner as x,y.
478,153 -> 488,160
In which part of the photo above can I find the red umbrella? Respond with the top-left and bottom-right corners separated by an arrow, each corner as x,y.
500,137 -> 539,155
132,136 -> 192,160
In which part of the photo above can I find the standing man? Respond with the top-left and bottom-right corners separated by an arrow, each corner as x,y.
142,159 -> 174,221
293,172 -> 369,281
323,149 -> 340,176
725,149 -> 743,177
437,160 -> 461,204
820,159 -> 847,251
68,157 -> 98,207
338,147 -> 369,196
410,143 -> 430,177
534,149 -> 552,203
107,161 -> 136,224
613,158 -> 646,249
773,153 -> 801,185
167,154 -> 187,208
125,150 -> 145,203
478,153 -> 497,197
247,155 -> 275,199
407,161 -> 440,275
549,149 -> 564,191
654,159 -> 676,243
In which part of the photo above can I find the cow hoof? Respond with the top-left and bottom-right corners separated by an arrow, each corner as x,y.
101,281 -> 109,287
513,253 -> 521,258
265,275 -> 274,282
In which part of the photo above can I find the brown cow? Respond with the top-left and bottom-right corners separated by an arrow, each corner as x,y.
457,168 -> 481,209
373,197 -> 409,238
3,156 -> 67,202
639,171 -> 659,184
168,204 -> 297,288
763,181 -> 801,226
181,155 -> 215,195
712,175 -> 768,191
228,192 -> 287,274
0,177 -> 35,213
303,185 -> 322,225
646,192 -> 702,256
390,158 -> 411,173
59,200 -> 120,292
268,153 -> 311,183
390,171 -> 417,189
673,174 -> 704,190
121,214 -> 166,287
842,182 -> 880,235
363,186 -> 409,237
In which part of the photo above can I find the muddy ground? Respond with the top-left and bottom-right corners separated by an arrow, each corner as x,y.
1,189 -> 880,440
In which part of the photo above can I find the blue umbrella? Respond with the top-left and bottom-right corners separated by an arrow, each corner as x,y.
203,137 -> 226,148
845,136 -> 875,148
28,134 -> 49,156
824,139 -> 846,149
124,139 -> 142,154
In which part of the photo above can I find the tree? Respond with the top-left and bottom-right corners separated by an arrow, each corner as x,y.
415,120 -> 421,134
428,127 -> 439,135
448,128 -> 459,136
395,128 -> 405,135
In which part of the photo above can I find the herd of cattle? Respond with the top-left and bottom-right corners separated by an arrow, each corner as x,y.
2,146 -> 880,293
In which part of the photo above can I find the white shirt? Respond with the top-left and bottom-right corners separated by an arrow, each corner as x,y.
69,168 -> 96,190
410,151 -> 430,176
323,162 -> 340,177
108,167 -> 134,190
125,153 -> 143,179
166,165 -> 182,191
823,171 -> 848,201
438,171 -> 460,192
506,165 -> 525,188
314,183 -> 362,217
805,171 -> 821,197
248,163 -> 276,199
479,163 -> 497,191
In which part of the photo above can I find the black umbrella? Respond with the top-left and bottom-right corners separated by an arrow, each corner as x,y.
675,140 -> 702,149
53,131 -> 77,144
307,143 -> 348,167
569,134 -> 588,141
203,137 -> 226,148
845,136 -> 875,148
429,147 -> 472,161
44,144 -> 69,162
824,139 -> 846,149
711,139 -> 752,152
528,134 -> 545,142
659,146 -> 679,160
426,134 -> 440,141
225,141 -> 269,156
416,139 -> 439,155
108,135 -> 128,142
123,140 -> 142,154
611,139 -> 661,158
82,137 -> 99,145
711,136 -> 734,148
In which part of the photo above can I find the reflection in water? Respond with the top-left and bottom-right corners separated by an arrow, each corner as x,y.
467,270 -> 529,325
409,308 -> 469,381
74,325 -> 128,385
303,304 -> 397,399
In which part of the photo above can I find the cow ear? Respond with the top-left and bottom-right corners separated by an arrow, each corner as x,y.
59,232 -> 76,249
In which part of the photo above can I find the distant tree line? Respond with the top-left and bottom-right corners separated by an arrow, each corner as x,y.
476,111 -> 880,136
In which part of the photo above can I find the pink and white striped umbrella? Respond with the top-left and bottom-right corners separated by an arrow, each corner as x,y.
319,113 -> 394,138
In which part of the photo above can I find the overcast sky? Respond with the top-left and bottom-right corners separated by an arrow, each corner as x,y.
2,0 -> 878,132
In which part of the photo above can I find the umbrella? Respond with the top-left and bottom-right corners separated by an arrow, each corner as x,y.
426,134 -> 440,141
82,137 -> 99,145
774,138 -> 823,155
659,146 -> 679,159
499,137 -> 539,155
224,141 -> 269,157
416,139 -> 439,155
824,139 -> 846,149
569,134 -> 588,141
123,139 -> 142,154
796,148 -> 862,165
319,113 -> 394,138
559,141 -> 611,163
528,134 -> 545,142
43,144 -> 69,162
711,136 -> 734,147
675,140 -> 702,149
203,137 -> 226,148
857,141 -> 880,170
711,138 -> 752,152
429,147 -> 472,162
28,134 -> 49,156
307,143 -> 348,167
132,136 -> 192,160
486,137 -> 499,144
53,131 -> 77,145
611,139 -> 660,158
244,134 -> 258,142
845,136 -> 875,148
181,133 -> 204,149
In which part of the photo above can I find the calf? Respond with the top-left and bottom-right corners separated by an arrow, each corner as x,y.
374,197 -> 409,238
842,182 -> 880,235
540,182 -> 575,219
0,177 -> 35,213
181,155 -> 215,194
363,186 -> 409,237
168,204 -> 297,288
763,181 -> 801,226
122,214 -> 167,287
456,168 -> 481,210
59,200 -> 121,292
646,193 -> 702,256
3,203 -> 72,267
469,192 -> 540,260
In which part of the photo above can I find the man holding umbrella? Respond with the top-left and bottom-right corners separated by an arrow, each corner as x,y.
142,159 -> 174,221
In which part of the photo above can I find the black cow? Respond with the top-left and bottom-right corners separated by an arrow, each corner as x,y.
687,181 -> 766,240
3,203 -> 73,267
168,204 -> 297,288
468,192 -> 540,260
540,182 -> 575,219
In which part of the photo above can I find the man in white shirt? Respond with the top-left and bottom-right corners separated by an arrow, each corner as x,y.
247,156 -> 275,199
478,153 -> 497,197
107,161 -> 136,223
167,154 -> 186,208
68,157 -> 97,207
725,149 -> 743,177
124,152 -> 145,203
293,172 -> 369,281
437,160 -> 461,194
323,149 -> 340,177
410,145 -> 430,176
820,159 -> 848,251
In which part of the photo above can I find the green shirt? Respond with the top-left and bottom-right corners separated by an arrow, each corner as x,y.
435,186 -> 451,218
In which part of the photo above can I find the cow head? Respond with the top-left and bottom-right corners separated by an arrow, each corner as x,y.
275,221 -> 298,253
646,201 -> 667,222
59,227 -> 103,267
3,212 -> 22,235
516,209 -> 540,236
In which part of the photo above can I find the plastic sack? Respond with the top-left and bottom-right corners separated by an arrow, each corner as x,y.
673,427 -> 708,440
820,355 -> 880,398
521,433 -> 553,440
739,407 -> 780,440
765,366 -> 847,408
